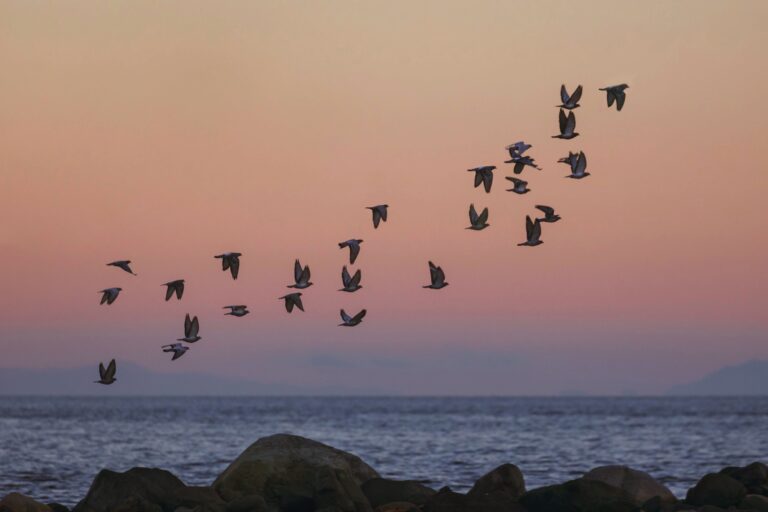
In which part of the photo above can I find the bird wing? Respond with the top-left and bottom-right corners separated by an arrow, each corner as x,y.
477,207 -> 489,225
352,309 -> 367,323
105,359 -> 116,380
616,90 -> 626,111
469,204 -> 478,224
349,243 -> 360,264
525,215 -> 534,240
293,260 -> 302,283
341,266 -> 351,286
189,316 -> 199,338
284,297 -> 294,313
99,362 -> 106,379
482,171 -> 493,193
576,151 -> 587,175
434,266 -> 445,285
560,84 -> 569,104
558,109 -> 567,133
171,349 -> 185,361
184,314 -> 192,337
473,170 -> 483,188
100,291 -> 108,305
571,85 -> 583,103
106,289 -> 118,305
566,112 -> 576,134
221,257 -> 230,271
165,285 -> 174,301
340,309 -> 352,323
536,205 -> 554,217
372,209 -> 381,228
175,282 -> 184,299
293,294 -> 304,311
301,265 -> 311,283
230,258 -> 239,279
379,206 -> 388,221
606,90 -> 616,107
351,269 -> 361,286
532,218 -> 542,241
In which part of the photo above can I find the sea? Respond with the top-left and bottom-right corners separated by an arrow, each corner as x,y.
0,396 -> 766,506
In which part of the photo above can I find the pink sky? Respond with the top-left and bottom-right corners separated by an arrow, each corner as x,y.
0,1 -> 766,394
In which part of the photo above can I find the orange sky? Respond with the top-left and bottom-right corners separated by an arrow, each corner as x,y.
0,1 -> 766,394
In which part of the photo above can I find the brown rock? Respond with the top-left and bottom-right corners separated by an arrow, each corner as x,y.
361,478 -> 435,508
685,473 -> 747,508
374,503 -> 419,512
0,493 -> 52,512
72,467 -> 186,512
741,494 -> 768,511
468,463 -> 526,500
583,466 -> 675,505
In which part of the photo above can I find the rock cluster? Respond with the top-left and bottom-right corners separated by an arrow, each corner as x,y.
2,434 -> 767,512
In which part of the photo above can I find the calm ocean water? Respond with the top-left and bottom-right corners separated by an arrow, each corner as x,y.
0,396 -> 766,506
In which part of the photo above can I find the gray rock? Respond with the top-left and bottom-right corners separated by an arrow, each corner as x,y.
361,478 -> 435,508
373,503 -> 419,512
468,463 -> 526,500
685,473 -> 747,508
722,462 -> 768,495
519,478 -> 638,512
423,486 -> 526,512
224,494 -> 267,512
583,466 -> 675,505
0,493 -> 52,512
72,467 -> 186,512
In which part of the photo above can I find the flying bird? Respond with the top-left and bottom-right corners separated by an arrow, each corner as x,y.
339,266 -> 362,292
467,166 -> 496,193
223,305 -> 249,317
558,152 -> 578,167
178,314 -> 201,343
518,216 -> 543,247
339,309 -> 366,327
424,261 -> 448,289
99,287 -> 122,305
279,292 -> 304,313
506,177 -> 530,194
565,151 -> 589,179
288,259 -> 312,289
214,253 -> 241,280
535,205 -> 561,223
599,84 -> 629,111
339,239 -> 364,265
162,343 -> 189,361
553,109 -> 579,139
94,359 -> 117,385
467,204 -> 490,230
505,141 -> 532,159
107,260 -> 136,275
557,84 -> 583,110
504,155 -> 541,175
366,205 -> 389,229
163,280 -> 185,301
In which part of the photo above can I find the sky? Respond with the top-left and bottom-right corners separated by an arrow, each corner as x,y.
0,1 -> 766,395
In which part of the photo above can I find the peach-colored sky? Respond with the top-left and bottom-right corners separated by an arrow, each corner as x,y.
0,1 -> 766,394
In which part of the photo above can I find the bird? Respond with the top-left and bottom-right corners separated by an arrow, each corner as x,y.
506,177 -> 530,194
162,343 -> 189,361
366,205 -> 389,229
99,287 -> 122,305
535,205 -> 561,223
279,293 -> 304,313
557,84 -> 583,110
467,204 -> 490,230
423,261 -> 448,289
163,280 -> 185,301
504,155 -> 541,175
505,141 -> 532,158
558,151 -> 578,167
214,253 -> 241,280
288,260 -> 312,289
339,309 -> 366,327
339,239 -> 363,265
599,84 -> 629,111
553,109 -> 579,139
339,266 -> 362,292
94,359 -> 117,385
518,216 -> 543,247
107,260 -> 136,275
178,314 -> 201,343
467,166 -> 496,193
223,305 -> 249,317
565,151 -> 589,179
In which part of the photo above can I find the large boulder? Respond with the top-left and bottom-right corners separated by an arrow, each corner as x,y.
583,466 -> 675,505
467,463 -> 526,500
213,434 -> 379,511
741,494 -> 768,511
0,494 -> 52,512
685,473 -> 747,508
360,479 -> 435,508
72,468 -> 187,512
519,478 -> 639,512
422,486 -> 526,512
721,462 -> 768,495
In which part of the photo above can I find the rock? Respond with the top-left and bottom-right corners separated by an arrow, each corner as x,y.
223,494 -> 267,512
422,486 -> 525,512
361,478 -> 435,507
519,478 -> 638,512
374,503 -> 419,512
741,494 -> 768,511
0,493 -> 52,512
467,463 -> 526,500
171,488 -> 225,511
583,466 -> 676,505
46,505 -> 69,512
213,434 -> 378,511
72,467 -> 186,512
685,473 -> 747,508
722,463 -> 768,495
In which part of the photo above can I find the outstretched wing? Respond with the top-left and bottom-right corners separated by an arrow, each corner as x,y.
606,90 -> 616,107
175,282 -> 184,300
294,260 -> 302,283
616,90 -> 626,111
536,205 -> 554,217
525,215 -> 534,240
184,314 -> 192,337
372,209 -> 381,228
349,243 -> 360,264
482,171 -> 492,193
576,151 -> 587,175
477,207 -> 489,225
379,206 -> 388,222
351,269 -> 362,286
571,85 -> 583,104
230,258 -> 239,279
565,112 -> 576,134
100,291 -> 108,305
165,285 -> 174,301
293,294 -> 304,312
99,362 -> 106,380
469,204 -> 478,224
301,266 -> 311,283
341,266 -> 351,287
189,316 -> 199,338
340,309 -> 352,323
531,218 -> 542,242
473,170 -> 483,188
559,109 -> 567,133
106,289 -> 118,305
105,359 -> 116,380
560,84 -> 568,104
352,309 -> 367,323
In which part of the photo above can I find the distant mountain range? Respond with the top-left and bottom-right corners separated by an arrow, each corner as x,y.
667,360 -> 768,396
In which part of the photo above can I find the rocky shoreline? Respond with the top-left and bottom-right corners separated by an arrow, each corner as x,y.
1,434 -> 766,512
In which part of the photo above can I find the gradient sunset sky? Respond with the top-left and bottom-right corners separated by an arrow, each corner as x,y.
0,1 -> 766,394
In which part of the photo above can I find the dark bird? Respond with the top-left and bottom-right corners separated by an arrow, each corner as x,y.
599,84 -> 629,111
504,155 -> 541,175
161,343 -> 189,361
467,166 -> 496,193
535,205 -> 561,223
279,293 -> 304,313
505,141 -> 532,159
424,261 -> 448,289
94,359 -> 117,385
214,252 -> 241,280
565,151 -> 589,179
99,287 -> 122,305
288,259 -> 312,289
163,280 -> 185,301
339,309 -> 366,327
107,260 -> 136,275
553,109 -> 579,139
557,84 -> 583,110
467,204 -> 490,230
366,205 -> 389,229
178,314 -> 201,343
223,305 -> 249,317
506,177 -> 530,194
339,239 -> 363,265
339,266 -> 362,292
518,216 -> 543,247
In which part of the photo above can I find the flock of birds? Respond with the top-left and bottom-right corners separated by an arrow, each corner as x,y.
93,83 -> 630,385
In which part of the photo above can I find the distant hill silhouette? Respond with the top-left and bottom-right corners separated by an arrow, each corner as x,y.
667,360 -> 768,396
